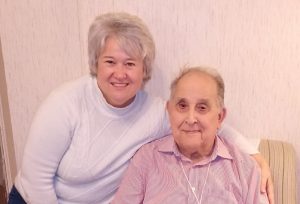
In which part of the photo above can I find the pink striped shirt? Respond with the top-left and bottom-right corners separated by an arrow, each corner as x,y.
112,135 -> 269,204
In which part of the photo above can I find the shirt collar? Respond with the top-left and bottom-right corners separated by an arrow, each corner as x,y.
158,135 -> 233,165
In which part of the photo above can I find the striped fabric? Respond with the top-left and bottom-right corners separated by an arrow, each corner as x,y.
113,136 -> 268,204
259,139 -> 297,204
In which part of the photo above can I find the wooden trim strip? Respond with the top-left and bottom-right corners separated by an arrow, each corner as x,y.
0,36 -> 17,193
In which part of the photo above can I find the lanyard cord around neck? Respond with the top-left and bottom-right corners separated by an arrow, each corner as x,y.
179,154 -> 213,204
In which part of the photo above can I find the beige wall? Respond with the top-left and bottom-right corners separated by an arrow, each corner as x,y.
1,0 -> 299,194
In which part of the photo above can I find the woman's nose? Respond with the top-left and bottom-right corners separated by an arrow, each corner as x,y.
114,64 -> 127,79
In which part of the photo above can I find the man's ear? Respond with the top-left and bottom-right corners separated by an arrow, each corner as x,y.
218,107 -> 227,123
166,100 -> 170,111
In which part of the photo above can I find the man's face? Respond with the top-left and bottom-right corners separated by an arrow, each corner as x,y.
167,71 -> 226,155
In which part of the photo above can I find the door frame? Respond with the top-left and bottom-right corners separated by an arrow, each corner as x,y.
0,36 -> 17,193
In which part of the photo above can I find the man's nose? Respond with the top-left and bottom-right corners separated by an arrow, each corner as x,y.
185,109 -> 198,124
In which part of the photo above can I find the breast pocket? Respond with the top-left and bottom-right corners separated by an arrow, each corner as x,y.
203,188 -> 242,204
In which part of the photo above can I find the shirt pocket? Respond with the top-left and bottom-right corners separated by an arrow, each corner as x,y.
203,188 -> 242,204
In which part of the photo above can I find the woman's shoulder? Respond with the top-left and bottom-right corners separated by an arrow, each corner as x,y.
50,75 -> 92,97
137,91 -> 166,115
41,75 -> 92,104
37,75 -> 93,113
138,91 -> 166,104
136,91 -> 169,128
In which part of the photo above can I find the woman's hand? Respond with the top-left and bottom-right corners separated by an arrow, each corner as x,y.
252,153 -> 274,204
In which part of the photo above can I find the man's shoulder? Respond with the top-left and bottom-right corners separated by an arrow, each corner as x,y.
139,135 -> 171,150
134,135 -> 172,158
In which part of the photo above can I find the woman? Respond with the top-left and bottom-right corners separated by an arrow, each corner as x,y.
8,12 -> 273,204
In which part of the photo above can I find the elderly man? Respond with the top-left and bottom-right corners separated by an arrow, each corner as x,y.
112,66 -> 269,204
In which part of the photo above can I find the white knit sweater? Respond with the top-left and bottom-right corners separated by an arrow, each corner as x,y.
15,75 -> 169,203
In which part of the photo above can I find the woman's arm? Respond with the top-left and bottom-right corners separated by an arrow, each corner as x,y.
218,123 -> 258,154
219,123 -> 274,204
16,92 -> 74,203
252,153 -> 274,204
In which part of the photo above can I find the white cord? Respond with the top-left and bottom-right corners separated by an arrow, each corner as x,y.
179,156 -> 212,204
199,160 -> 211,204
180,161 -> 201,204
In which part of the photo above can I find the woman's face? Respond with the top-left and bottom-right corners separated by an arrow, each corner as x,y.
96,37 -> 144,108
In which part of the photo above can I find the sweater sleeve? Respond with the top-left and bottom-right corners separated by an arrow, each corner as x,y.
218,123 -> 259,154
16,91 -> 75,203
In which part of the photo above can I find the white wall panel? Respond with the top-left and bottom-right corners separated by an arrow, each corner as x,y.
0,0 -> 83,167
1,0 -> 299,197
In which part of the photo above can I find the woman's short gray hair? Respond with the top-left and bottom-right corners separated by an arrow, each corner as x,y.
88,12 -> 155,84
170,66 -> 225,108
